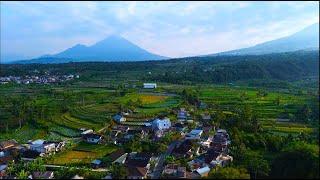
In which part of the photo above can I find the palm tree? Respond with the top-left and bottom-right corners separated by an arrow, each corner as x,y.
16,170 -> 29,179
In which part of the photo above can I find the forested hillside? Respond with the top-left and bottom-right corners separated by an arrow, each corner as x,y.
1,50 -> 318,85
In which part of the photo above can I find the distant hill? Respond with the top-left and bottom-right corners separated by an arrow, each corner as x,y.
12,57 -> 74,64
14,35 -> 168,64
207,23 -> 319,56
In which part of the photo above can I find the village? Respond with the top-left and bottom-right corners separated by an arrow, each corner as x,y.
0,83 -> 234,179
0,74 -> 79,85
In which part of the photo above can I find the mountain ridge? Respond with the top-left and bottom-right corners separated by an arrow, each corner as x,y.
35,34 -> 168,63
206,23 -> 319,56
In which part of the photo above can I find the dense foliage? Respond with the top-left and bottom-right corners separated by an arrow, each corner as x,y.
1,50 -> 318,85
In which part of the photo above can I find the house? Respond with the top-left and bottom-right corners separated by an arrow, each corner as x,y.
125,152 -> 152,170
0,164 -> 8,178
172,123 -> 185,131
55,141 -> 66,152
0,140 -> 20,164
103,174 -> 112,179
204,148 -> 221,165
143,83 -> 157,89
198,102 -> 208,109
91,159 -> 103,169
153,130 -> 164,139
172,140 -> 194,158
211,131 -> 230,153
200,136 -> 214,148
109,149 -> 128,164
185,129 -> 203,140
214,153 -> 233,167
195,166 -> 210,177
127,166 -> 148,179
81,129 -> 94,135
201,113 -> 211,122
32,171 -> 54,179
0,140 -> 19,151
113,114 -> 126,123
216,129 -> 230,141
162,164 -> 187,179
151,117 -> 171,131
110,130 -> 121,144
187,158 -> 205,172
177,108 -> 188,122
124,129 -> 146,140
125,152 -> 151,179
112,125 -> 130,133
121,109 -> 133,116
83,133 -> 103,144
204,148 -> 233,168
29,140 -> 56,154
21,150 -> 41,161
203,126 -> 213,134
72,174 -> 84,179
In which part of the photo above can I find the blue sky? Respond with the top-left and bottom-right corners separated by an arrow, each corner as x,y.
1,1 -> 319,62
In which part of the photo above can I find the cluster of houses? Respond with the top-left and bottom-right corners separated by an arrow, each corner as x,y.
107,108 -> 233,179
0,74 -> 79,85
0,105 -> 233,179
167,128 -> 232,178
0,139 -> 65,178
110,117 -> 171,145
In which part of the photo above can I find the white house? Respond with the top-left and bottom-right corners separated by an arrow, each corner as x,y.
196,166 -> 210,177
81,129 -> 93,135
151,117 -> 171,130
209,154 -> 233,167
143,83 -> 157,89
185,129 -> 203,140
29,140 -> 56,154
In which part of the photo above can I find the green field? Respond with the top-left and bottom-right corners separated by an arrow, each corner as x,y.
0,81 -> 316,143
47,142 -> 117,165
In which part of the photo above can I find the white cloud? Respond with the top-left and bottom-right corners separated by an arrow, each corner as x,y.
1,1 -> 319,60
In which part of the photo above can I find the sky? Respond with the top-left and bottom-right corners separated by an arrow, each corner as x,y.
0,1 -> 319,62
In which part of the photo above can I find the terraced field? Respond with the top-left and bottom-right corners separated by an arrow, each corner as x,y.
0,83 -> 315,142
199,86 -> 314,134
47,142 -> 118,165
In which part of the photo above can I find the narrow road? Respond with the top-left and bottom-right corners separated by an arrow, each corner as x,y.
151,140 -> 180,179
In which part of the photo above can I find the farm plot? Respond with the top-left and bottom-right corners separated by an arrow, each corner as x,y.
48,142 -> 117,165
198,86 -> 313,134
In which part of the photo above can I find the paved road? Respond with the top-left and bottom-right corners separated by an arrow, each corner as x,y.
152,140 -> 180,179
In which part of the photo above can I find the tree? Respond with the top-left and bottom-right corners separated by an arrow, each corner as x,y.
6,160 -> 16,176
136,98 -> 143,107
295,104 -> 311,123
251,114 -> 261,133
208,167 -> 250,179
27,158 -> 45,172
271,142 -> 319,179
110,164 -> 128,179
242,150 -> 270,178
274,96 -> 281,106
213,109 -> 226,129
16,170 -> 29,179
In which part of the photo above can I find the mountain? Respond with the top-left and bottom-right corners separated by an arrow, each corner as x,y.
20,35 -> 167,63
207,23 -> 319,56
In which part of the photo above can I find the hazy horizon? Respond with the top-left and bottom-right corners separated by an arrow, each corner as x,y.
1,1 -> 319,62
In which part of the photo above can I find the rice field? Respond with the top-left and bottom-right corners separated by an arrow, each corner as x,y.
0,83 -> 316,142
198,86 -> 314,134
47,142 -> 117,165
